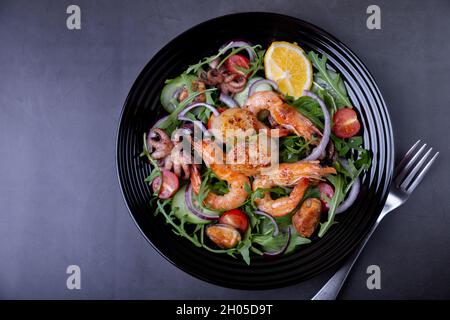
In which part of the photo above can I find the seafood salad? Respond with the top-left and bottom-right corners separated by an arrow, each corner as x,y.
141,40 -> 371,264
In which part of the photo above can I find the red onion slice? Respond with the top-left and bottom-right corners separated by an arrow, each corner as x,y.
179,102 -> 220,117
248,79 -> 279,98
262,227 -> 291,257
302,90 -> 331,161
178,103 -> 219,136
220,40 -> 256,60
335,159 -> 361,214
185,184 -> 220,221
219,93 -> 238,108
208,57 -> 220,69
255,210 -> 279,236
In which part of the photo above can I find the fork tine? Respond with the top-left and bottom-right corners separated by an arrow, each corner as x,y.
400,147 -> 433,190
395,143 -> 427,186
395,140 -> 421,173
404,151 -> 439,193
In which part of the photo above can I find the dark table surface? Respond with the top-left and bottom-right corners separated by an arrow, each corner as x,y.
1,0 -> 449,299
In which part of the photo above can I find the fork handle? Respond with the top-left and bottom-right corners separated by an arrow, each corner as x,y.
311,209 -> 392,300
311,194 -> 399,300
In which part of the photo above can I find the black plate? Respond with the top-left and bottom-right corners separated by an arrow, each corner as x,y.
116,12 -> 394,289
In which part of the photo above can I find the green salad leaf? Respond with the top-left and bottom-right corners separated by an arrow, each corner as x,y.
155,199 -> 202,247
185,43 -> 260,75
285,227 -> 311,253
156,88 -> 216,134
308,52 -> 352,108
288,95 -> 324,130
279,135 -> 312,163
318,174 -> 345,237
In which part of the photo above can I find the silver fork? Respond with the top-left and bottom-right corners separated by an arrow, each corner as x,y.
312,140 -> 439,300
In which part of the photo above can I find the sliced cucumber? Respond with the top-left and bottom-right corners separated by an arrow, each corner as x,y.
171,185 -> 211,225
234,77 -> 273,107
160,75 -> 196,113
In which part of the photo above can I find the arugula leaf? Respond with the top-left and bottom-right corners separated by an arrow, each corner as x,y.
156,88 -> 216,134
285,226 -> 311,253
217,45 -> 261,69
289,96 -> 324,130
237,228 -> 253,265
242,48 -> 265,77
279,135 -> 312,163
155,199 -> 202,247
316,89 -> 338,116
203,167 -> 229,195
252,228 -> 289,253
332,135 -> 365,158
308,52 -> 352,108
318,174 -> 345,237
144,169 -> 160,184
185,46 -> 230,75
185,44 -> 260,75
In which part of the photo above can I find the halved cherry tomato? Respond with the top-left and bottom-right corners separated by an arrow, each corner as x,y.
207,107 -> 227,129
152,169 -> 179,199
332,108 -> 361,138
225,54 -> 250,75
219,209 -> 249,233
318,182 -> 334,212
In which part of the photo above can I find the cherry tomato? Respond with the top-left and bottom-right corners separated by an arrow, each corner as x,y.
207,107 -> 227,129
318,182 -> 334,212
219,209 -> 249,233
332,108 -> 361,138
225,54 -> 250,75
152,169 -> 179,199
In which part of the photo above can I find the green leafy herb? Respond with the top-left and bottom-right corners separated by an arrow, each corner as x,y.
285,227 -> 311,253
316,89 -> 338,116
288,95 -> 324,130
318,174 -> 345,237
308,52 -> 352,108
185,43 -> 259,75
156,88 -> 216,134
279,135 -> 312,163
237,228 -> 253,265
217,45 -> 261,69
332,135 -> 363,157
252,230 -> 289,252
144,169 -> 160,184
241,48 -> 265,77
155,199 -> 202,247
185,46 -> 231,75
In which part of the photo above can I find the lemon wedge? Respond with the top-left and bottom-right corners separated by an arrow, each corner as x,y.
264,41 -> 312,98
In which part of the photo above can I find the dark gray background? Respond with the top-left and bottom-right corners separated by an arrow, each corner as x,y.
1,0 -> 449,299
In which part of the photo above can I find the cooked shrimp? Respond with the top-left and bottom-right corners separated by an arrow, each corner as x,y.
255,161 -> 336,186
204,164 -> 250,211
252,161 -> 336,216
253,178 -> 310,217
192,139 -> 250,211
190,165 -> 202,194
245,91 -> 322,143
226,133 -> 279,176
209,108 -> 288,143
